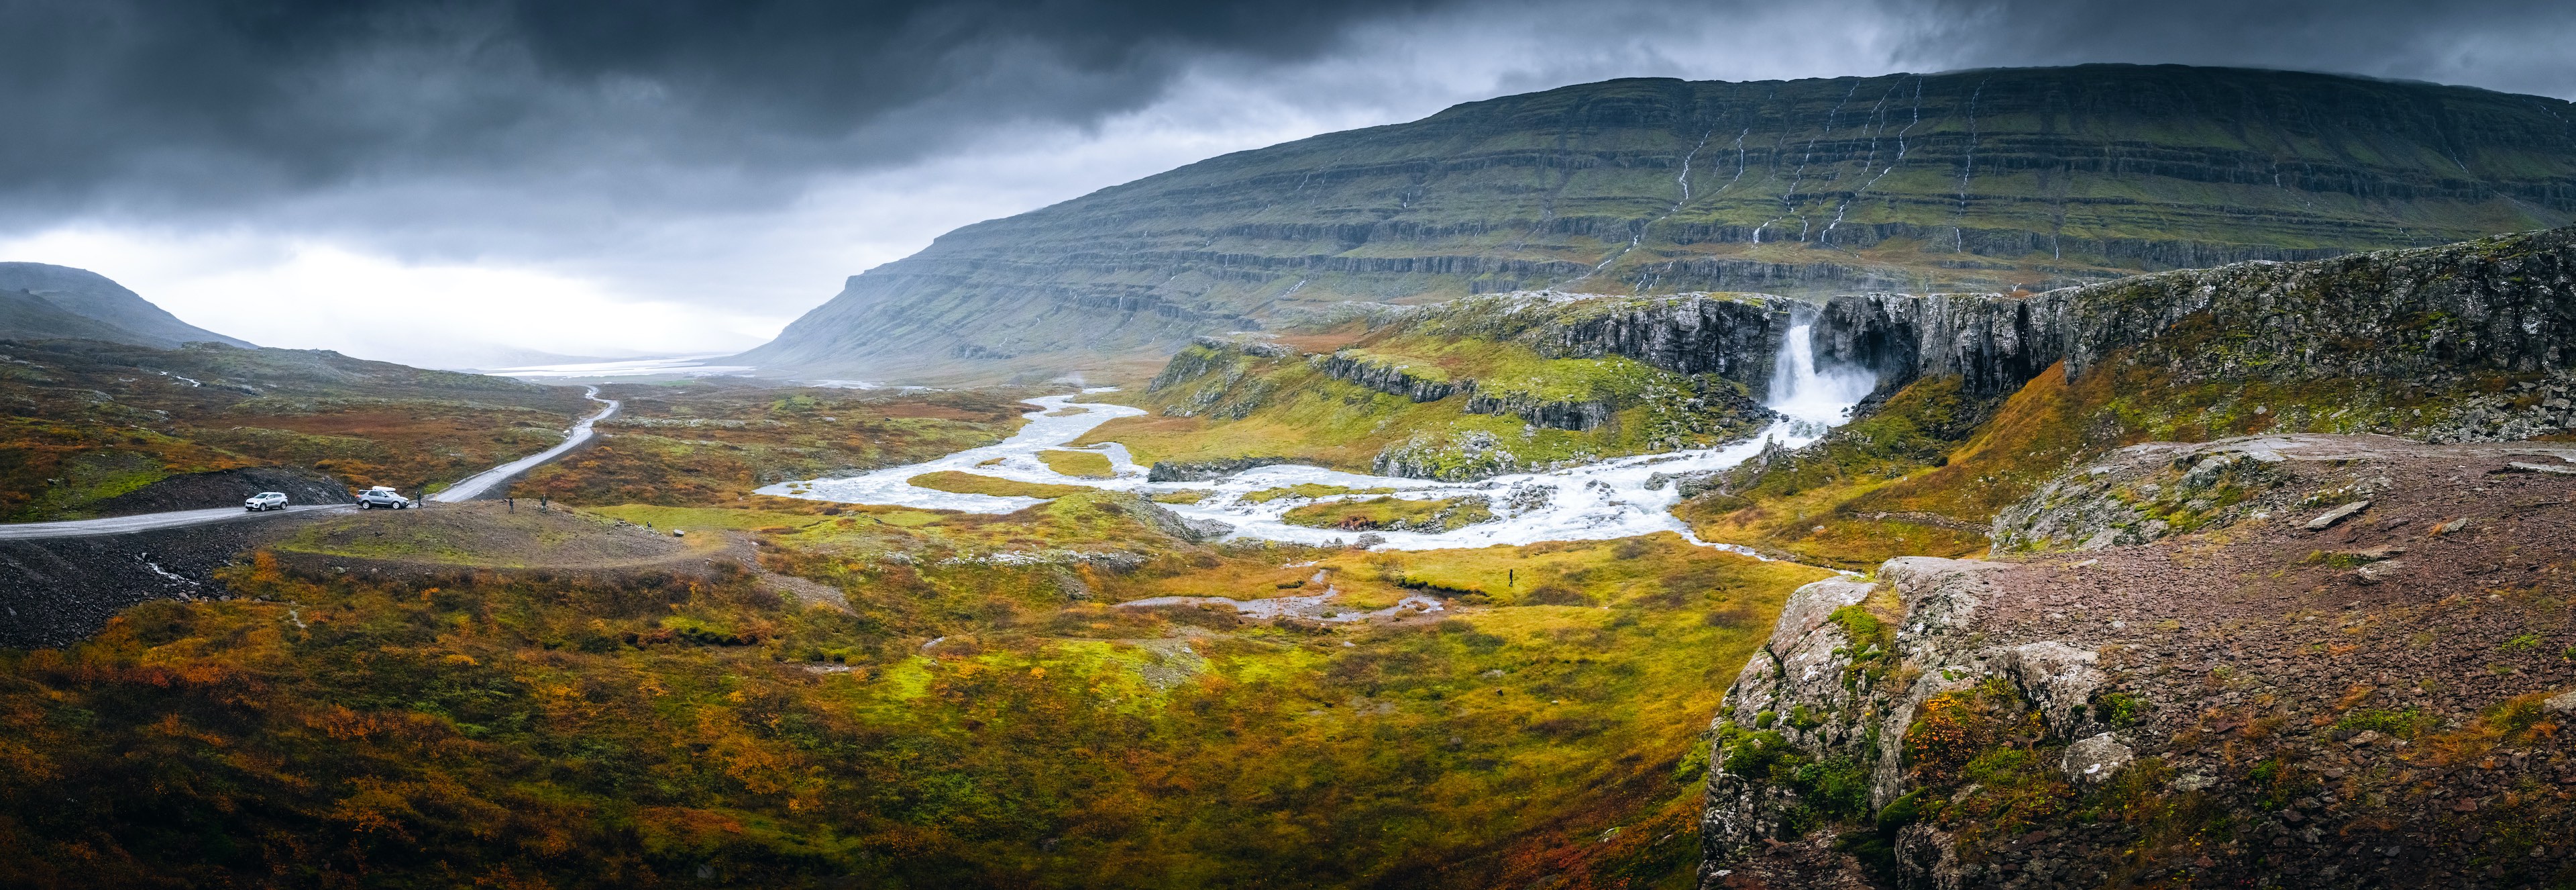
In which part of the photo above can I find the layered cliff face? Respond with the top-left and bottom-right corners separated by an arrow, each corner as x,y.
1084,292 -> 1782,480
2059,227 -> 2576,387
1813,291 -> 2072,398
1809,225 -> 2576,430
1699,435 -> 2576,889
738,64 -> 2576,383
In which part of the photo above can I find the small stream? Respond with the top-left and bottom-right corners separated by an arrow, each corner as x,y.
760,324 -> 1875,552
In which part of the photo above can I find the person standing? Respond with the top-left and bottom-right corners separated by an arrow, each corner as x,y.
506,497 -> 515,513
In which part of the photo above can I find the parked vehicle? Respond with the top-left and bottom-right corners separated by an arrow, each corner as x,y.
244,491 -> 288,511
356,487 -> 413,509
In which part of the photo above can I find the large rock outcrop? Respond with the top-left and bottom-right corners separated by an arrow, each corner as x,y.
1700,558 -> 2008,879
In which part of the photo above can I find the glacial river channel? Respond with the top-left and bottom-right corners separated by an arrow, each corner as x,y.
759,325 -> 1875,552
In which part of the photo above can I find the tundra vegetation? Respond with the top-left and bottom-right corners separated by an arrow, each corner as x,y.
509,382 -> 1032,505
1078,293 -> 1777,482
0,338 -> 590,520
0,489 -> 1828,889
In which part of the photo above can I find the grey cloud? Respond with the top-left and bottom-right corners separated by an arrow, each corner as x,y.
0,0 -> 1446,219
1895,0 -> 2576,99
9,0 -> 2572,225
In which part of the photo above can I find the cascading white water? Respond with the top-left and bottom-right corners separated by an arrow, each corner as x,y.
761,325 -> 1880,552
1763,322 -> 1879,434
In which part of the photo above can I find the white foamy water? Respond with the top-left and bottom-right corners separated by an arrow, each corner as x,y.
762,325 -> 1873,550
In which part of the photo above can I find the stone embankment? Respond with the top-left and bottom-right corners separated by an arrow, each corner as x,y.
1698,433 -> 2576,889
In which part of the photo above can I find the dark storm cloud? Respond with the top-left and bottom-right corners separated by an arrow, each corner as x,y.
0,0 -> 1445,215
1898,0 -> 2576,99
5,0 -> 2571,221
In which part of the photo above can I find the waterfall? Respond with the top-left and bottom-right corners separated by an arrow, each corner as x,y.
1764,322 -> 1877,436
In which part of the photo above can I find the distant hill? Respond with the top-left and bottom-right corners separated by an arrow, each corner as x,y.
737,64 -> 2576,383
0,262 -> 253,348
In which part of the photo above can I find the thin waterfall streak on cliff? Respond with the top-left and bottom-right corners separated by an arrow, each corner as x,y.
1587,128 -> 1717,280
1952,77 -> 1989,254
1831,77 -> 1928,247
1764,322 -> 1876,436
1724,128 -> 1750,193
1824,83 -> 1903,244
1677,128 -> 1713,204
1768,81 -> 1858,246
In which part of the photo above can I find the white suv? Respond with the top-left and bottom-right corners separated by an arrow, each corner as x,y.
356,487 -> 413,509
244,491 -> 288,511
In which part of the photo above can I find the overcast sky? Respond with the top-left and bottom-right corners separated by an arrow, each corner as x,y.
2,0 -> 2571,368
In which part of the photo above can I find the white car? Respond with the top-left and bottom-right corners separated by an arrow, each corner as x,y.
244,491 -> 288,511
356,487 -> 413,509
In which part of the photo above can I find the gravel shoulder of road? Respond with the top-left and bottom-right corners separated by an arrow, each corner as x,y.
0,509 -> 325,648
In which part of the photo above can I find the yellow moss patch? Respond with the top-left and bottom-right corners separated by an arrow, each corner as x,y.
904,471 -> 1096,499
1036,449 -> 1116,478
1240,483 -> 1395,503
1281,495 -> 1493,532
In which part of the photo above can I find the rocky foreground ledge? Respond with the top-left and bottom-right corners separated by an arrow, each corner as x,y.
1699,434 -> 2576,889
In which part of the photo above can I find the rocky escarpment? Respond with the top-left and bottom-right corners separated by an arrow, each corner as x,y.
1507,292 -> 1792,397
1462,390 -> 1613,432
2060,226 -> 2576,385
1339,291 -> 1788,433
737,66 -> 2576,384
1146,337 -> 1295,420
1813,225 -> 2576,422
1314,353 -> 1458,402
1813,291 -> 2073,397
1698,434 -> 2576,889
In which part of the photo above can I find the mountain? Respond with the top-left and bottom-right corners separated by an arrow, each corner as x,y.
0,287 -> 158,344
739,64 -> 2576,384
0,262 -> 253,348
